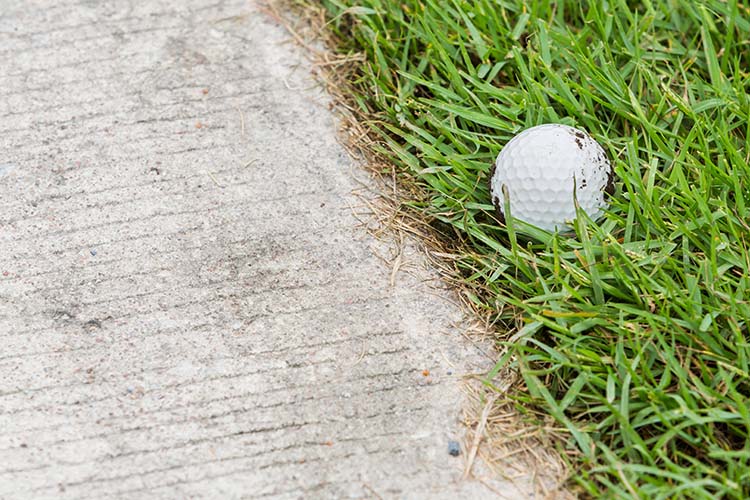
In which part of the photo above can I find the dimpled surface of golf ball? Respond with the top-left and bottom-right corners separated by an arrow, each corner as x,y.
490,124 -> 613,232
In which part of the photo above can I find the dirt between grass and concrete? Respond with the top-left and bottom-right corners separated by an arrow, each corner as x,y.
0,1 -> 553,498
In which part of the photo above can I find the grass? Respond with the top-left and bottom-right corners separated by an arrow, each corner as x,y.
307,0 -> 750,497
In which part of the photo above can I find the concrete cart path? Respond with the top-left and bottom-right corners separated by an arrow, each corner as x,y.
0,1 -> 531,498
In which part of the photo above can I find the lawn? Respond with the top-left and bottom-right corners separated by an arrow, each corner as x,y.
313,0 -> 750,497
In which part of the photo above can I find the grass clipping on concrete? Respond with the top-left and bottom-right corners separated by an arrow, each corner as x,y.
303,0 -> 750,497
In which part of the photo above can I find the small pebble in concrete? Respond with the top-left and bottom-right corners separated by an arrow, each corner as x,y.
0,163 -> 16,177
448,441 -> 461,457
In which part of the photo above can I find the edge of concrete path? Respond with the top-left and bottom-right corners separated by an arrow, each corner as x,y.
261,3 -> 574,497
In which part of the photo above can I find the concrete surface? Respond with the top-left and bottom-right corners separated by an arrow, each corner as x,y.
0,1 -> 531,498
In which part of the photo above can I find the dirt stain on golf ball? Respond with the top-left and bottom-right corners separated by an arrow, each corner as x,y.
489,124 -> 613,232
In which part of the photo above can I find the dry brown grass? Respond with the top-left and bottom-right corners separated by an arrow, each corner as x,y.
260,2 -> 574,497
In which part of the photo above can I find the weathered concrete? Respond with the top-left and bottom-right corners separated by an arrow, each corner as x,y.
0,1 -> 531,498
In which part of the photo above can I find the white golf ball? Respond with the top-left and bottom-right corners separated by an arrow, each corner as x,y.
489,124 -> 613,232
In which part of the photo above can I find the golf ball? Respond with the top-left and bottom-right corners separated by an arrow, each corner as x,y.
489,124 -> 613,232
